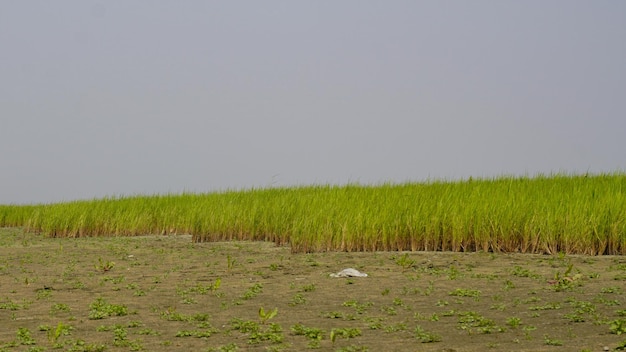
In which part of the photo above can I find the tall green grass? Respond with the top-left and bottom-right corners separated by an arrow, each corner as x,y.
1,173 -> 625,254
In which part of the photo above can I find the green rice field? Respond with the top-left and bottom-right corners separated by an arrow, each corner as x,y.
1,173 -> 625,255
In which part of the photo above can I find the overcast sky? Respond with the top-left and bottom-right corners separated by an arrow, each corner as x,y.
1,1 -> 625,204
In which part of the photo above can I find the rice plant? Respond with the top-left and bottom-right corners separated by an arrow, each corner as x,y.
1,172 -> 625,254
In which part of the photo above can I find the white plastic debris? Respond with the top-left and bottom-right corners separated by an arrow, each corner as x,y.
329,268 -> 368,278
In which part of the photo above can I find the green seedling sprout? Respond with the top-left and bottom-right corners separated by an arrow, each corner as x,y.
258,307 -> 278,324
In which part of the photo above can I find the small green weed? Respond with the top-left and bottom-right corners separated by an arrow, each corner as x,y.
230,318 -> 284,344
335,344 -> 369,351
506,317 -> 522,328
227,254 -> 236,271
241,283 -> 263,300
137,328 -> 160,336
17,327 -> 36,345
383,322 -> 407,333
393,253 -> 416,270
291,323 -> 325,341
289,293 -> 306,306
414,325 -> 441,343
95,258 -> 115,273
529,302 -> 561,311
543,335 -> 563,346
330,327 -> 361,342
301,284 -> 316,292
502,280 -> 515,290
510,266 -> 541,279
175,328 -> 217,338
88,297 -> 128,319
614,339 -> 626,351
449,288 -> 481,299
601,286 -> 623,294
207,343 -> 239,352
50,303 -> 71,314
47,322 -> 73,345
457,311 -> 503,334
523,325 -> 537,340
35,288 -> 52,300
342,299 -> 373,314
549,264 -> 582,291
0,298 -> 30,310
258,307 -> 278,324
610,319 -> 626,335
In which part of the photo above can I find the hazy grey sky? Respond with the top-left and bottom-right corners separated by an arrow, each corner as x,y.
1,1 -> 625,204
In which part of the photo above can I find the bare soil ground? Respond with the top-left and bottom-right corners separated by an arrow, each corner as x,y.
1,228 -> 626,351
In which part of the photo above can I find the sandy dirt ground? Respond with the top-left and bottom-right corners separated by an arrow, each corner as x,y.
1,228 -> 625,351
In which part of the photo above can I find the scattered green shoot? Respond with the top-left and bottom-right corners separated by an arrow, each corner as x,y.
258,307 -> 278,324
